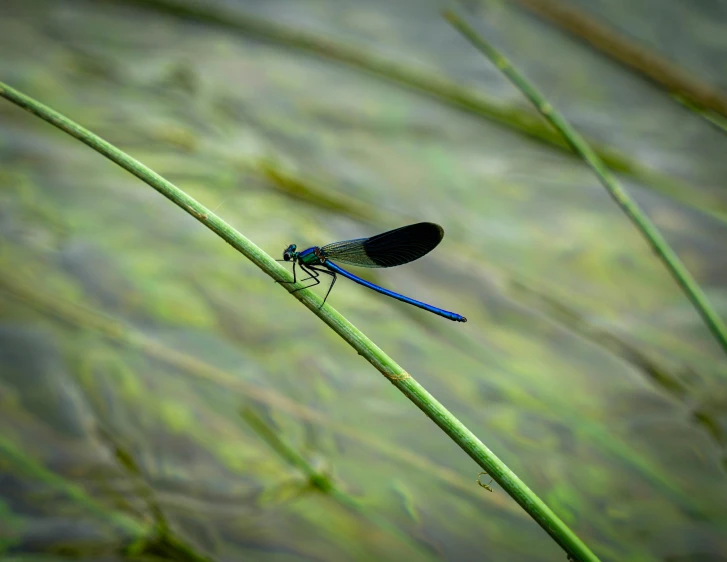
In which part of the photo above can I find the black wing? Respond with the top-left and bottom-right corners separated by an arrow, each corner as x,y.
320,222 -> 444,268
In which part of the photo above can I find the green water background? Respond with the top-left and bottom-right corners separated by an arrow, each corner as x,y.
1,0 -> 726,560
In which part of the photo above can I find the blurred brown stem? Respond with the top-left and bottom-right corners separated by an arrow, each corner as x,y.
512,0 -> 727,119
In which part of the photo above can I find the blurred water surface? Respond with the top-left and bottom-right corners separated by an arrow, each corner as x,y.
1,0 -> 726,561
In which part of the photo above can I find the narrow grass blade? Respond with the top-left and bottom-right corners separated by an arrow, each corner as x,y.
444,10 -> 727,360
0,80 -> 600,562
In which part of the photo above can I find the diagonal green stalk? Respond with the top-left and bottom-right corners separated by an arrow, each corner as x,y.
240,407 -> 335,494
511,0 -> 727,119
673,95 -> 727,135
444,10 -> 727,360
1,271 -> 706,519
0,80 -> 600,562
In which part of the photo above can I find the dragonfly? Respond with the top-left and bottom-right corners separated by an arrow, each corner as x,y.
278,222 -> 467,322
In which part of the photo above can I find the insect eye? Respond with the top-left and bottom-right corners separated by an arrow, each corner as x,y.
283,253 -> 291,261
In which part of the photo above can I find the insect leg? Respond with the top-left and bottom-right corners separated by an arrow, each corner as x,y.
276,260 -> 299,285
290,264 -> 320,293
296,266 -> 319,284
306,265 -> 337,308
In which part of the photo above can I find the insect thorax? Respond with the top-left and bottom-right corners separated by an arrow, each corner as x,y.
298,246 -> 325,266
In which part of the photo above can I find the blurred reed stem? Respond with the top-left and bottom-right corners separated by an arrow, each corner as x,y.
120,0 -> 727,224
673,95 -> 727,135
0,436 -> 213,562
444,10 -> 727,361
0,80 -> 598,562
0,273 -> 497,509
511,0 -> 727,119
1,271 -> 705,520
240,407 -> 335,493
240,407 -> 439,561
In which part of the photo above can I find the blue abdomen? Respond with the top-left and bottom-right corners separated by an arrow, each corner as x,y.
324,261 -> 466,322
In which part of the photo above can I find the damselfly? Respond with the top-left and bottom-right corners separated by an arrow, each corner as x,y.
278,222 -> 466,322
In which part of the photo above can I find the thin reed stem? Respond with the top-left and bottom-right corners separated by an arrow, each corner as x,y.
444,10 -> 727,360
511,0 -> 727,119
0,80 -> 599,562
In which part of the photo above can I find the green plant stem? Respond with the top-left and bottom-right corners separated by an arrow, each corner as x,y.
2,271 -> 707,521
121,0 -> 727,224
673,95 -> 727,135
0,273 -> 504,511
511,0 -> 727,119
444,10 -> 727,360
0,80 -> 599,562
240,407 -> 334,493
